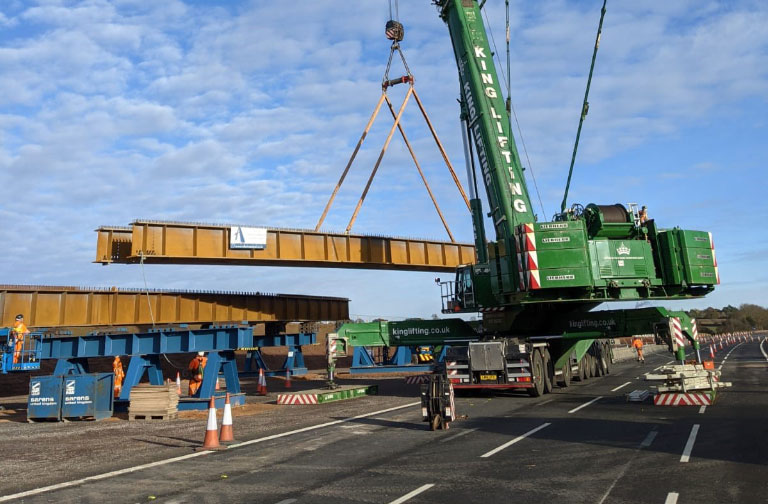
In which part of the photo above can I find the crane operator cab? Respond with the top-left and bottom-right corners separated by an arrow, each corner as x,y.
438,265 -> 477,313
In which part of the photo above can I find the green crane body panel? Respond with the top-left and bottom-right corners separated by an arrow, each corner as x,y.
337,305 -> 693,372
337,319 -> 478,348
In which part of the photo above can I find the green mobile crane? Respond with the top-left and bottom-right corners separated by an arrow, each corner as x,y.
337,0 -> 718,424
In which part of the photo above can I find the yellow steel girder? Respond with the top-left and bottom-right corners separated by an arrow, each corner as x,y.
0,285 -> 349,328
95,220 -> 476,272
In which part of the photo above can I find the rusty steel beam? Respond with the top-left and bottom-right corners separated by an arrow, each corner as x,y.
95,220 -> 476,272
0,285 -> 349,328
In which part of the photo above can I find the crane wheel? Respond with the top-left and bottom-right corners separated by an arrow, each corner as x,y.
543,348 -> 554,394
527,349 -> 545,397
558,362 -> 572,387
430,414 -> 442,431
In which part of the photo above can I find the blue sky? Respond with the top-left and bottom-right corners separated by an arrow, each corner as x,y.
1,0 -> 766,321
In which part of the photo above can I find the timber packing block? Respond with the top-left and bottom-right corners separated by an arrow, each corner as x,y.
277,385 -> 378,405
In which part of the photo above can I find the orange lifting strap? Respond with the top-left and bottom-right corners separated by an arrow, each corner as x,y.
314,34 -> 470,241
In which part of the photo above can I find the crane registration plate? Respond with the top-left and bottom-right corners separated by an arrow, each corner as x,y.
479,374 -> 497,381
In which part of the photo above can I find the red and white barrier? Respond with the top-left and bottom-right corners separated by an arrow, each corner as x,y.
654,392 -> 712,406
277,393 -> 318,405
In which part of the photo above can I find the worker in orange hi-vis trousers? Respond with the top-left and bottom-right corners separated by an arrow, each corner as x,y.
11,314 -> 30,364
113,356 -> 125,398
188,352 -> 207,396
632,337 -> 645,363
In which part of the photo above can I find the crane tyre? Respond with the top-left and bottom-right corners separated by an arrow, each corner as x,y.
596,345 -> 607,376
604,343 -> 613,374
527,349 -> 545,397
574,357 -> 584,381
543,348 -> 554,394
588,352 -> 597,378
558,362 -> 572,387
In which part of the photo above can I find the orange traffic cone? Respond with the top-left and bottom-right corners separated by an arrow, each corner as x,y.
709,345 -> 715,359
257,368 -> 267,396
219,393 -> 234,444
285,369 -> 292,389
215,374 -> 221,391
176,372 -> 182,395
196,397 -> 226,451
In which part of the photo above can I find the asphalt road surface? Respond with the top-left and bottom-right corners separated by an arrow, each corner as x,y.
3,338 -> 767,504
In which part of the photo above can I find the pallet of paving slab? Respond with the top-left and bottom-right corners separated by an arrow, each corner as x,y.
128,411 -> 178,421
129,383 -> 179,413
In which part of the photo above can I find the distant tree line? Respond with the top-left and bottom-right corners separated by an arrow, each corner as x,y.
688,304 -> 768,332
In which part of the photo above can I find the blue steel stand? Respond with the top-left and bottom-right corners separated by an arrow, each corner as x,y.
178,350 -> 244,411
349,346 -> 445,374
241,333 -> 315,377
118,354 -> 165,400
53,358 -> 90,375
242,346 -> 308,376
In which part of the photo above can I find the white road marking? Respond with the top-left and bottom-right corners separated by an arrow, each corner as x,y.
440,428 -> 478,443
276,499 -> 297,504
665,492 -> 679,504
611,381 -> 632,392
699,406 -> 707,414
388,484 -> 435,504
0,401 -> 421,503
568,396 -> 603,414
680,424 -> 700,463
718,343 -> 743,371
534,399 -> 555,407
640,429 -> 658,448
480,422 -> 551,458
760,338 -> 768,361
597,428 -> 658,503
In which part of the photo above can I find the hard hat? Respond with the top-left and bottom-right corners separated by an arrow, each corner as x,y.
197,351 -> 205,356
15,314 -> 23,320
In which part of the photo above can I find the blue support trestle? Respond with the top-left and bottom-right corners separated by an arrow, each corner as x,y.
193,351 -> 240,399
119,354 -> 165,401
349,345 -> 443,374
53,358 -> 90,376
240,333 -> 315,377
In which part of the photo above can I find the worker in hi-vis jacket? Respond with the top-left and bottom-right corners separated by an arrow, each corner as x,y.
188,351 -> 207,396
11,314 -> 30,364
113,356 -> 125,398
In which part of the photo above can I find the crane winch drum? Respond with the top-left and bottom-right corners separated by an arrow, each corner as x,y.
584,203 -> 634,238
